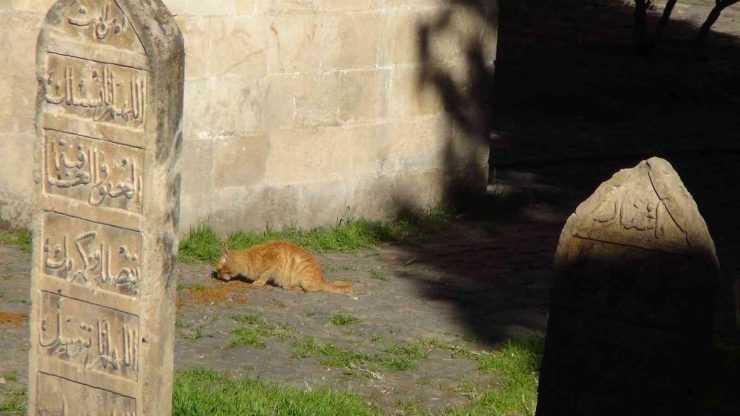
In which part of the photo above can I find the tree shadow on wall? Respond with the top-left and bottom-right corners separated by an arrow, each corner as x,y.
394,0 -> 740,412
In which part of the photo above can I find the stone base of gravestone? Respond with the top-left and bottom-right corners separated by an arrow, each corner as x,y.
536,157 -> 719,416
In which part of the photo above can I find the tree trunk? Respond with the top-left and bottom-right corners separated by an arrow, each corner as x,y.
634,0 -> 649,55
696,0 -> 740,49
653,0 -> 679,47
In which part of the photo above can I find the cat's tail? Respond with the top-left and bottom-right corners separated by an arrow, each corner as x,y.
323,280 -> 353,293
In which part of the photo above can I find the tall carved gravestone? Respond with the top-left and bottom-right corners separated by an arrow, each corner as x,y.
536,158 -> 719,416
28,1 -> 183,415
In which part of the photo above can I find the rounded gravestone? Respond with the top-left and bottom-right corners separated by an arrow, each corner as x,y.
536,157 -> 719,416
28,1 -> 184,415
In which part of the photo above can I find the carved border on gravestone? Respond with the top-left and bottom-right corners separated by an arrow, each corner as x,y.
30,1 -> 184,415
555,157 -> 718,273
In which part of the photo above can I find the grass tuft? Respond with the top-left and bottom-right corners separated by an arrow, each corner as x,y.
227,218 -> 392,254
230,313 -> 294,348
292,336 -> 428,373
178,208 -> 454,264
2,371 -> 19,383
446,334 -> 544,416
173,368 -> 380,416
330,313 -> 359,326
178,222 -> 223,264
0,229 -> 32,252
368,269 -> 389,281
0,389 -> 26,415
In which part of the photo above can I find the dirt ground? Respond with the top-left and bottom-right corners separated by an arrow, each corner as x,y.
2,0 -> 740,414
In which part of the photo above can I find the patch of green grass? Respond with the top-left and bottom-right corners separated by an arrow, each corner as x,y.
381,344 -> 428,371
324,265 -> 357,273
455,379 -> 480,398
173,368 -> 380,416
178,222 -> 223,264
175,319 -> 192,328
393,400 -> 428,416
189,327 -> 205,340
398,206 -> 454,225
0,229 -> 32,252
0,389 -> 26,415
227,218 -> 392,255
412,334 -> 545,415
2,371 -> 18,382
305,309 -> 317,317
292,335 -> 322,358
0,290 -> 4,298
330,313 -> 358,326
178,208 -> 453,264
230,328 -> 264,348
231,313 -> 263,325
445,334 -> 544,416
460,334 -> 484,345
292,337 -> 428,373
370,334 -> 383,342
368,269 -> 389,281
230,313 -> 294,348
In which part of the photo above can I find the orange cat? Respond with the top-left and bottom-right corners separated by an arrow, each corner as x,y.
215,241 -> 352,294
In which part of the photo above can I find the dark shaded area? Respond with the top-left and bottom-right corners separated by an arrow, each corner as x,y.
538,243 -> 718,415
394,0 -> 740,413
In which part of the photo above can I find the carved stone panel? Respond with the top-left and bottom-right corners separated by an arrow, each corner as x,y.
43,53 -> 147,130
38,292 -> 139,381
37,372 -> 136,416
42,212 -> 141,297
50,0 -> 146,55
44,130 -> 144,212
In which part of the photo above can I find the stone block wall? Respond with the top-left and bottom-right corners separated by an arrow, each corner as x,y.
0,0 -> 498,235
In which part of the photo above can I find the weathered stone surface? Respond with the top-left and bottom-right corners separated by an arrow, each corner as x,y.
267,14 -> 323,73
389,66 -> 444,117
294,73 -> 340,127
208,16 -> 268,77
324,0 -> 381,12
28,1 -> 184,416
186,0 -> 236,16
205,77 -> 265,133
537,157 -> 719,416
1,0 -> 499,235
176,15 -> 210,81
235,0 -> 256,15
214,133 -> 269,188
322,12 -> 380,69
257,0 -> 320,15
263,73 -> 297,130
338,69 -> 389,122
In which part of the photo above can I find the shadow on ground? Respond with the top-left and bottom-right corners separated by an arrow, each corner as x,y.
391,0 -> 740,413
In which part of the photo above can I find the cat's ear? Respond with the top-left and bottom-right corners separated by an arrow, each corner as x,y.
221,247 -> 228,258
